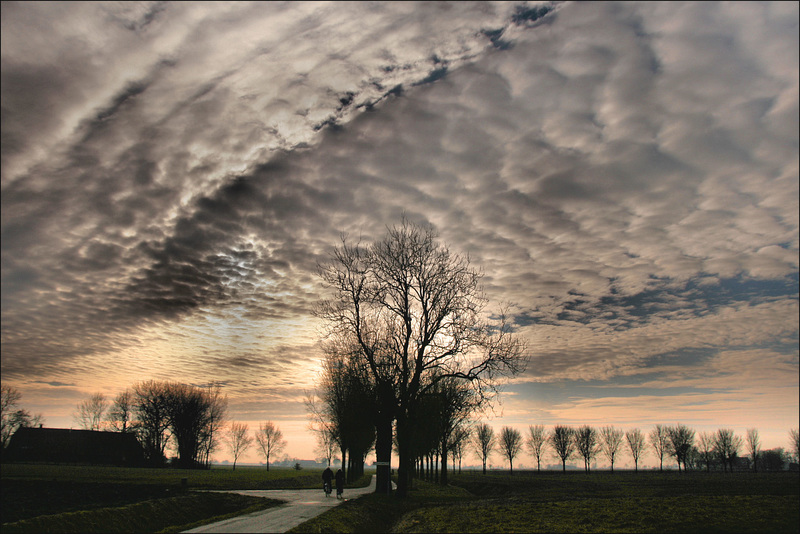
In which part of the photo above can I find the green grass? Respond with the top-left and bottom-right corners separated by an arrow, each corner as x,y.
1,463 -> 373,532
1,492 -> 283,534
290,470 -> 800,533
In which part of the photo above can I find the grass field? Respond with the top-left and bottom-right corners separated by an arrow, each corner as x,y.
3,464 -> 798,533
293,470 -> 800,533
1,463 -> 359,532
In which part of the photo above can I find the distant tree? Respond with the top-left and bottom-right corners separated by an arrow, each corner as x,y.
649,424 -> 670,471
255,421 -> 287,471
225,422 -> 253,470
164,382 -> 219,469
526,424 -> 548,472
746,428 -> 760,473
499,426 -> 523,474
449,423 -> 471,474
667,424 -> 695,473
759,448 -> 787,471
625,428 -> 646,473
132,380 -> 172,465
600,426 -> 624,472
697,431 -> 716,472
107,390 -> 133,432
74,392 -> 107,431
473,423 -> 495,475
198,383 -> 228,468
550,425 -> 575,472
713,428 -> 741,473
789,429 -> 799,463
1,385 -> 44,450
574,425 -> 600,472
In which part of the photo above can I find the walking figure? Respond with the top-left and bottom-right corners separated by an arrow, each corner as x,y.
335,468 -> 345,500
322,466 -> 333,497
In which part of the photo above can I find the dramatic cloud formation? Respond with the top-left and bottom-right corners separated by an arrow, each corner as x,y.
2,1 -> 797,465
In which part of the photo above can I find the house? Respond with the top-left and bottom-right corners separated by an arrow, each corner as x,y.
4,427 -> 144,467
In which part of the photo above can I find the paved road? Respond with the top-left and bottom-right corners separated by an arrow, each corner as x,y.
184,475 -> 390,533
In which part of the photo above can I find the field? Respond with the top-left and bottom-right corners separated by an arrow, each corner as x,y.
0,463 -> 347,533
294,470 -> 800,533
2,464 -> 798,533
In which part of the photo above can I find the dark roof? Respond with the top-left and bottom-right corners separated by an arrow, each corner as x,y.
5,427 -> 144,466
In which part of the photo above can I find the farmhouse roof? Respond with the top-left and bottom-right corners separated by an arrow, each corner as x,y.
5,426 -> 144,466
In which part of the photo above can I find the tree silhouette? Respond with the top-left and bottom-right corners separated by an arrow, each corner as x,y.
600,426 -> 624,473
255,421 -> 286,471
499,426 -> 523,473
550,425 -> 575,472
526,424 -> 548,472
74,393 -> 107,431
575,425 -> 599,472
226,421 -> 253,470
649,424 -> 669,472
316,219 -> 526,496
473,423 -> 495,475
625,428 -> 646,473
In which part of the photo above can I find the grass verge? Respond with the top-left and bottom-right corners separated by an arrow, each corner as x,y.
1,492 -> 284,534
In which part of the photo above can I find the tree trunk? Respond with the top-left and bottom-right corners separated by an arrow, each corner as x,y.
440,441 -> 449,485
374,414 -> 392,495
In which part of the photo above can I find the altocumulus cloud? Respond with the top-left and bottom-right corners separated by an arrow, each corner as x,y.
1,1 -> 797,451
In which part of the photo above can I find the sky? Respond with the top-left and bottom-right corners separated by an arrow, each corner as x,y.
1,1 -> 798,469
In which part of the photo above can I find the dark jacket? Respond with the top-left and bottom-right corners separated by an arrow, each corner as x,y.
322,467 -> 334,483
335,469 -> 345,491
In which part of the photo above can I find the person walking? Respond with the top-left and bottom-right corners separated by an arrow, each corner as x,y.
322,466 -> 333,497
335,468 -> 345,500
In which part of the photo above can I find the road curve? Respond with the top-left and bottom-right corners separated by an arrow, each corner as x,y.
183,475 -> 385,533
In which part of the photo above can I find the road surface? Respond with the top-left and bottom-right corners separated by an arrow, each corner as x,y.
184,475 -> 391,533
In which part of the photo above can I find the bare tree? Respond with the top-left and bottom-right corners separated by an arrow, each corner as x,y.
550,425 -> 575,472
226,422 -> 253,470
713,428 -> 741,473
449,423 -> 471,474
697,431 -> 715,472
255,421 -> 287,471
316,219 -> 526,496
1,385 -> 43,450
198,383 -> 228,468
133,380 -> 172,465
649,424 -> 670,471
473,423 -> 495,475
526,424 -> 548,472
499,426 -> 523,474
790,429 -> 800,463
746,428 -> 760,473
75,393 -> 107,431
107,390 -> 133,432
574,425 -> 600,472
625,428 -> 646,473
667,424 -> 695,473
600,426 -> 624,472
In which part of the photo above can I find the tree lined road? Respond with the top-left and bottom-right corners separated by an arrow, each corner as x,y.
184,475 -> 386,533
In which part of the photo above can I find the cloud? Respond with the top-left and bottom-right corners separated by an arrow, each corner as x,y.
1,2 -> 797,456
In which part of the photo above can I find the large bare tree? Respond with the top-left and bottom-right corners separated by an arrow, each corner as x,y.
255,421 -> 286,471
697,431 -> 715,472
499,426 -> 523,474
316,219 -> 526,496
526,424 -> 548,472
